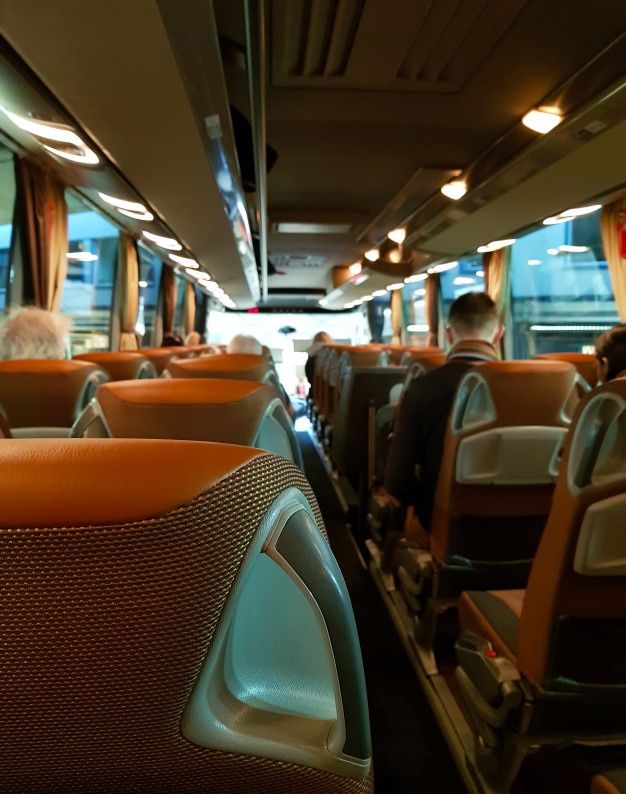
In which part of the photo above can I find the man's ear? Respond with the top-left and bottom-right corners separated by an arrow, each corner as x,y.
445,326 -> 454,345
492,324 -> 505,344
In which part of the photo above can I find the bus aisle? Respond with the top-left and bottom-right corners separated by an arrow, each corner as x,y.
297,426 -> 466,794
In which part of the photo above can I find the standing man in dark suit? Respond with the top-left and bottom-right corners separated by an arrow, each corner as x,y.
384,292 -> 504,532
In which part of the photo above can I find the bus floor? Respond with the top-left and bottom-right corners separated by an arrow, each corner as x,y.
297,429 -> 466,794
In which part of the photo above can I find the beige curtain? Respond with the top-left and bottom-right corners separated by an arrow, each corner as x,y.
390,288 -> 403,344
600,198 -> 626,321
484,247 -> 510,320
424,274 -> 439,346
183,281 -> 196,338
14,157 -> 68,310
116,234 -> 140,350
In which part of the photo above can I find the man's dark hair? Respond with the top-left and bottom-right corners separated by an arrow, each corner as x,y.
448,291 -> 499,336
595,323 -> 626,380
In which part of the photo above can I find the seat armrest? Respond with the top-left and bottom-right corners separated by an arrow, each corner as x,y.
456,632 -> 521,708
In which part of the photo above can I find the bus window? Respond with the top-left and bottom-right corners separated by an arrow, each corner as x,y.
510,207 -> 618,358
173,274 -> 185,337
0,144 -> 16,312
136,244 -> 163,346
439,256 -> 486,315
62,190 -> 118,352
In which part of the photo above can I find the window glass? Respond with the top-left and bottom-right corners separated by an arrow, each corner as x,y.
174,275 -> 185,335
403,280 -> 429,342
439,256 -> 486,316
509,209 -> 617,358
62,191 -> 118,352
137,244 -> 163,345
0,144 -> 16,311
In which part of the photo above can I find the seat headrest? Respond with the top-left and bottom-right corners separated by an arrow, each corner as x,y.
535,352 -> 598,387
453,360 -> 577,431
0,438 -> 263,527
166,354 -> 269,381
98,378 -> 270,406
0,359 -> 96,374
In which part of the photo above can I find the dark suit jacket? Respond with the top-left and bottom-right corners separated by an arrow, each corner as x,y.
383,358 -> 478,530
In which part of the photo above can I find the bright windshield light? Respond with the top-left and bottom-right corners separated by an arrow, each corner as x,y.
142,231 -> 182,250
522,108 -> 563,134
407,324 -> 429,333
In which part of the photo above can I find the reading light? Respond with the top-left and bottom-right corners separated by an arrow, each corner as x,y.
372,289 -> 387,297
349,262 -> 362,275
476,240 -> 516,253
169,254 -> 200,268
98,192 -> 146,214
67,251 -> 98,262
364,248 -> 379,262
387,228 -> 406,244
404,273 -> 428,283
386,283 -> 404,291
362,295 -> 374,302
522,107 -> 563,134
142,231 -> 182,251
440,179 -> 467,200
543,204 -> 602,225
428,261 -> 458,274
1,107 -> 100,165
118,207 -> 154,221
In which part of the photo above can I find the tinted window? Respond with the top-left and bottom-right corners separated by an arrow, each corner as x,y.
0,144 -> 16,311
137,244 -> 163,345
510,209 -> 617,357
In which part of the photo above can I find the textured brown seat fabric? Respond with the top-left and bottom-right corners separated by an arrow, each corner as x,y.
535,353 -> 598,388
430,360 -> 578,565
167,353 -> 269,382
74,351 -> 157,380
0,439 -> 370,792
0,359 -> 108,429
96,378 -> 281,445
592,772 -> 626,794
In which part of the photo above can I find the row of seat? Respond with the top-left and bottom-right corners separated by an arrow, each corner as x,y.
0,353 -> 296,464
0,346 -> 373,790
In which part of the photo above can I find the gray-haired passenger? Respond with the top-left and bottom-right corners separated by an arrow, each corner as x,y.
0,307 -> 70,360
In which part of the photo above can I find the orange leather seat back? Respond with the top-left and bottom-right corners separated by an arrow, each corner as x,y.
389,346 -> 442,366
0,359 -> 108,429
431,360 -> 578,564
517,379 -> 626,688
330,349 -> 382,422
74,352 -> 157,380
137,348 -> 182,375
318,345 -> 351,417
95,379 -> 279,445
0,438 -> 371,790
535,352 -> 598,389
166,353 -> 269,382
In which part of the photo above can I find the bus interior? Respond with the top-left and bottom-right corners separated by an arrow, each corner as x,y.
0,2 -> 625,792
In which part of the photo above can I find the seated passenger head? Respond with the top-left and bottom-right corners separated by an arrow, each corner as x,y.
161,333 -> 184,347
312,331 -> 332,345
184,331 -> 201,346
595,323 -> 626,382
227,334 -> 263,355
0,307 -> 70,360
445,292 -> 503,346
